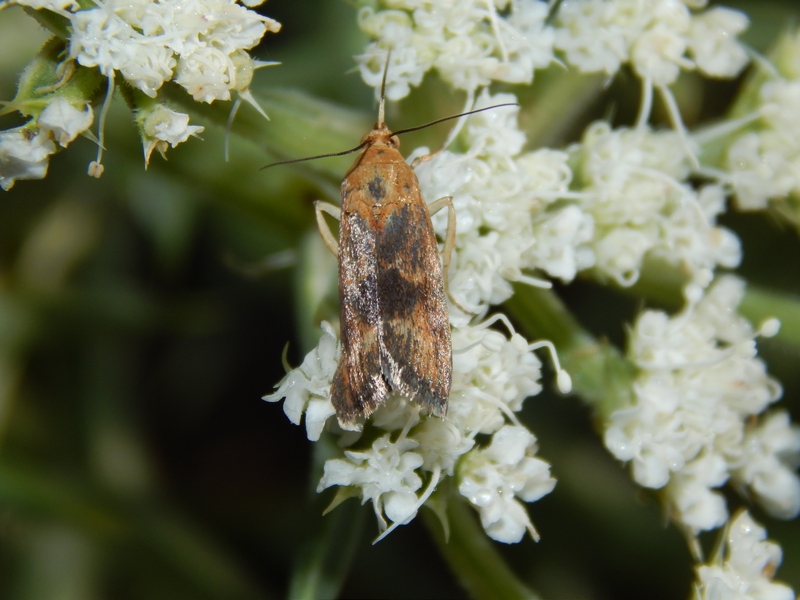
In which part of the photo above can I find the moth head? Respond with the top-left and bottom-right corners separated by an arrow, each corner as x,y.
360,125 -> 400,150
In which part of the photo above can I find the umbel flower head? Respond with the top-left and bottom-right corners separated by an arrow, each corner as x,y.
67,0 -> 279,102
355,0 -> 556,99
720,29 -> 800,226
605,275 -> 800,533
1,0 -> 281,189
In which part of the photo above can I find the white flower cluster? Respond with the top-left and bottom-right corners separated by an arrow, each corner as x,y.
555,0 -> 749,86
355,1 -> 750,128
570,121 -> 741,288
458,424 -> 554,543
67,0 -> 280,102
2,0 -> 279,189
414,91 -> 594,315
264,321 -> 339,443
266,316 -> 559,544
604,275 -> 800,532
694,510 -> 795,600
355,0 -> 555,99
412,97 -> 743,302
724,58 -> 800,211
0,98 -> 93,191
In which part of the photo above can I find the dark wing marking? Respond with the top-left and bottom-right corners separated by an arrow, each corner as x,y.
375,170 -> 451,417
330,207 -> 388,423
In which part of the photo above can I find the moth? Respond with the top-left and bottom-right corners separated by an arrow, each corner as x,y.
264,57 -> 515,427
314,106 -> 456,426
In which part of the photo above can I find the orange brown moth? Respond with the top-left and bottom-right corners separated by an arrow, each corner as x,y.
314,71 -> 455,426
263,57 -> 516,427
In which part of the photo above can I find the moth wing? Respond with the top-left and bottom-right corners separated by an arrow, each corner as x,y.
330,204 -> 388,424
376,192 -> 452,417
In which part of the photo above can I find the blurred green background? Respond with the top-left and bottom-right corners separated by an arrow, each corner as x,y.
1,1 -> 799,598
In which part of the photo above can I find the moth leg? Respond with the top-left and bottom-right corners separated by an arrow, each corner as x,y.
427,195 -> 470,314
410,151 -> 440,169
314,200 -> 341,257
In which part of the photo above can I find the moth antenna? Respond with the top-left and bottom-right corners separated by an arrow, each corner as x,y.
391,103 -> 519,137
261,103 -> 518,170
260,140 -> 370,170
378,48 -> 391,127
262,50 -> 396,171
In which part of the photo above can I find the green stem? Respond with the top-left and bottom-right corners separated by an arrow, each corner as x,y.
423,496 -> 540,600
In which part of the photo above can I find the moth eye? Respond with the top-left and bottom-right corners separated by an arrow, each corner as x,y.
390,135 -> 400,148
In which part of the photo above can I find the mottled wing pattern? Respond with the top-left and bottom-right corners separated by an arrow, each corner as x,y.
374,164 -> 452,417
331,152 -> 452,424
330,197 -> 388,423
